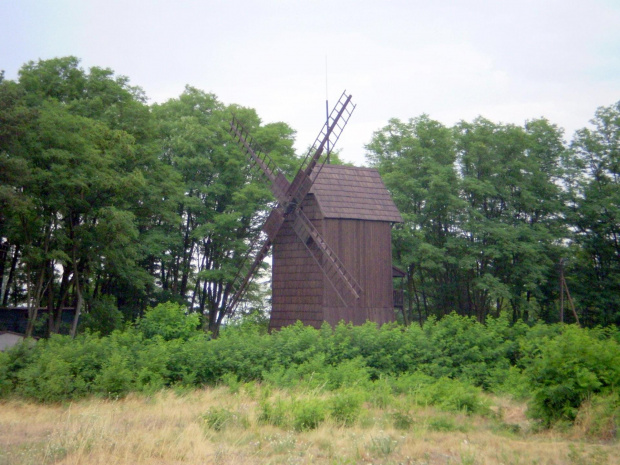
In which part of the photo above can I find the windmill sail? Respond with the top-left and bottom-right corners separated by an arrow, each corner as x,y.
225,91 -> 360,317
291,209 -> 362,306
230,116 -> 289,204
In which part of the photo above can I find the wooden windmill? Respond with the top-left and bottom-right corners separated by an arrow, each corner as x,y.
227,91 -> 402,331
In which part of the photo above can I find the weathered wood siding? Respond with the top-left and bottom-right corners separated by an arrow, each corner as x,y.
270,195 -> 324,331
269,164 -> 402,331
322,218 -> 395,326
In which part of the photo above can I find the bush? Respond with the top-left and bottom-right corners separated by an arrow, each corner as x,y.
80,295 -> 124,336
525,325 -> 620,425
328,389 -> 365,425
138,302 -> 200,341
258,397 -> 289,428
202,407 -> 248,431
292,398 -> 326,431
412,377 -> 489,415
15,333 -> 106,402
0,351 -> 10,397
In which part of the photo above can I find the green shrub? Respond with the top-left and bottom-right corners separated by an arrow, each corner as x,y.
391,371 -> 435,395
134,337 -> 176,393
391,411 -> 414,430
490,366 -> 530,399
525,325 -> 620,425
0,350 -> 10,397
138,302 -> 200,341
258,397 -> 289,428
262,355 -> 371,391
328,389 -> 365,425
15,333 -> 106,401
80,295 -> 124,336
220,372 -> 241,394
412,377 -> 489,415
92,352 -> 134,397
292,398 -> 326,431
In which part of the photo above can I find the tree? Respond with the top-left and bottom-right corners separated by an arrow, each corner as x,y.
151,88 -> 298,334
367,115 -> 569,324
367,116 -> 464,323
567,102 -> 620,325
0,57 -> 179,336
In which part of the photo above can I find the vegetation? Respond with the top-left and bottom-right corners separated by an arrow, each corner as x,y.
0,57 -> 297,337
1,57 -> 619,458
1,56 -> 619,334
367,110 -> 619,326
2,309 -> 620,434
2,384 -> 620,464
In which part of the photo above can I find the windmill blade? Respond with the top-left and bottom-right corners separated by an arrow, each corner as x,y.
287,91 -> 356,208
225,234 -> 274,317
230,115 -> 290,204
225,204 -> 287,316
291,209 -> 362,307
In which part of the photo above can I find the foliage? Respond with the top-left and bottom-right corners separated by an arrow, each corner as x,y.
525,325 -> 620,425
2,313 -> 618,430
0,57 -> 298,337
328,388 -> 365,425
566,102 -> 620,326
80,295 -> 124,336
292,397 -> 327,431
137,302 -> 200,341
367,107 -> 619,327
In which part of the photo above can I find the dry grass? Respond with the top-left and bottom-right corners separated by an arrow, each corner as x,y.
1,386 -> 619,465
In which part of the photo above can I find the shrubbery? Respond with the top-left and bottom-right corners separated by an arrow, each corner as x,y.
525,325 -> 620,425
1,304 -> 619,429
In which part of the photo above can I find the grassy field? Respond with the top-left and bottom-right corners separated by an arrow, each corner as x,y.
1,385 -> 618,465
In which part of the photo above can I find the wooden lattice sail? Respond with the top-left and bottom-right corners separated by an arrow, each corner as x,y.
227,91 -> 402,330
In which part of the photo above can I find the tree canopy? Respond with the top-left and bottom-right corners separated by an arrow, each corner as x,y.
0,57 -> 297,336
1,56 -> 618,334
367,107 -> 620,326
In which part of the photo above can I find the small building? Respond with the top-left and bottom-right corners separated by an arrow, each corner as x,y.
0,331 -> 25,351
270,164 -> 403,331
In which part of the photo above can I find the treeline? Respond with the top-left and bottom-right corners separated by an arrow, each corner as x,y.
2,306 -> 620,429
1,56 -> 618,335
367,110 -> 619,326
0,57 -> 299,336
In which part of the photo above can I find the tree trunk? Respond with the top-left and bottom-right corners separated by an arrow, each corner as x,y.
2,244 -> 20,306
70,250 -> 83,338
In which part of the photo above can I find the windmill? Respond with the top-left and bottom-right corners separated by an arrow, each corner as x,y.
227,91 -> 402,330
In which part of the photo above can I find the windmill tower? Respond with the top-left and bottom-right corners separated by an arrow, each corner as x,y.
227,91 -> 402,330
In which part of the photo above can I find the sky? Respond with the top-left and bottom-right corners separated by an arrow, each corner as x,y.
1,0 -> 619,166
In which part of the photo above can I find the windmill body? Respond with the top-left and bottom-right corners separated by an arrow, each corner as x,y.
227,91 -> 403,330
271,164 -> 402,331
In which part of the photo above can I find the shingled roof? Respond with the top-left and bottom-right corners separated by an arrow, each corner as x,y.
309,164 -> 402,222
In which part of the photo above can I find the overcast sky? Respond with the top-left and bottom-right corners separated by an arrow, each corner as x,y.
2,0 -> 619,165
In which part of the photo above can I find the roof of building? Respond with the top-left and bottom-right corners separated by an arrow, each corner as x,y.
309,164 -> 403,222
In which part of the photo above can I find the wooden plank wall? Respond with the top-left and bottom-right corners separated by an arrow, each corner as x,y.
270,195 -> 324,331
322,219 -> 396,326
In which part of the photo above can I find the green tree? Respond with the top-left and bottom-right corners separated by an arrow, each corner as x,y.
367,115 -> 568,324
0,57 -> 179,335
151,88 -> 298,334
567,102 -> 620,325
367,116 -> 464,323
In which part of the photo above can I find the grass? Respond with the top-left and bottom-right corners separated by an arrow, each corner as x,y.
0,386 -> 619,465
